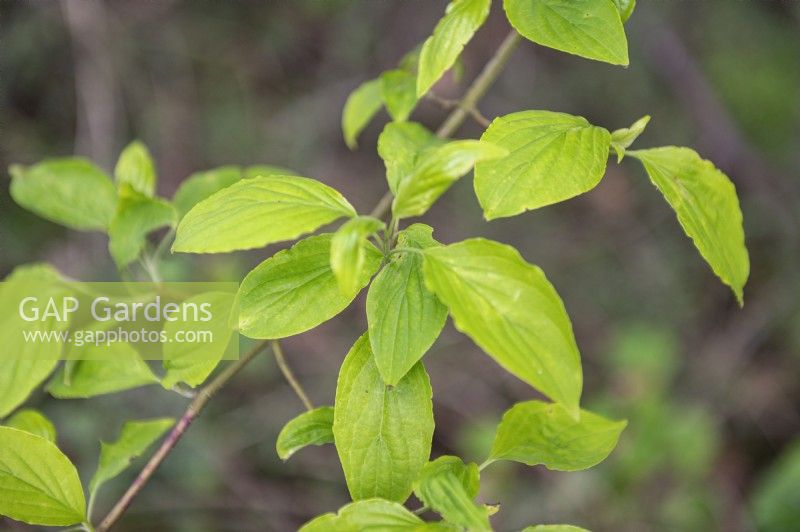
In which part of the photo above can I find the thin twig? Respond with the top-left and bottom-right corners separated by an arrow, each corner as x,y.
371,29 -> 521,221
426,92 -> 491,128
272,340 -> 314,411
96,340 -> 271,532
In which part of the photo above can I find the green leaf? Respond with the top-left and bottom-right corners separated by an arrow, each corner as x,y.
300,499 -> 430,532
504,0 -> 629,65
487,400 -> 626,471
0,264 -> 70,417
172,175 -> 356,254
417,0 -> 492,97
333,334 -> 434,502
276,406 -> 335,461
367,224 -> 447,385
752,440 -> 800,531
343,78 -> 384,149
422,238 -> 582,413
378,122 -> 443,194
331,216 -> 385,295
239,234 -> 382,339
0,426 -> 86,526
4,409 -> 56,442
161,292 -> 236,389
108,185 -> 177,268
244,164 -> 299,178
413,456 -> 489,530
611,0 -> 635,22
610,115 -> 650,162
523,526 -> 590,532
114,140 -> 157,197
48,343 -> 159,398
172,166 -> 241,219
628,147 -> 750,304
9,158 -> 117,230
89,418 -> 174,498
393,140 -> 507,219
474,110 -> 611,220
381,69 -> 418,122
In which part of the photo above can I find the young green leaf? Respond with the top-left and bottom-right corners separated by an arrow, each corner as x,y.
413,456 -> 489,530
342,78 -> 384,149
333,334 -> 434,502
0,264 -> 69,417
276,406 -> 335,461
172,175 -> 356,253
114,140 -> 157,197
0,426 -> 86,526
422,238 -> 583,414
5,409 -> 57,442
331,216 -> 386,295
108,185 -> 177,268
48,343 -> 160,398
9,158 -> 117,230
474,110 -> 612,220
416,0 -> 492,97
161,292 -> 236,389
89,418 -> 175,499
611,0 -> 636,22
487,400 -> 626,471
381,69 -> 418,122
367,224 -> 447,385
239,234 -> 382,339
628,147 -> 750,304
299,499 -> 430,532
172,166 -> 241,219
393,139 -> 507,219
378,122 -> 443,194
610,115 -> 650,162
504,0 -> 629,65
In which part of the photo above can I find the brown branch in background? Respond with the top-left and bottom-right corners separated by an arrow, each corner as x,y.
60,0 -> 123,170
96,340 -> 271,532
98,26 -> 523,531
272,341 -> 314,411
426,91 -> 491,128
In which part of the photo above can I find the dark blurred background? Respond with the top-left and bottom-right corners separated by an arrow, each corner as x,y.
1,1 -> 799,531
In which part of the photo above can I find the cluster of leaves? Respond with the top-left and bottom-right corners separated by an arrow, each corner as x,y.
0,0 -> 749,530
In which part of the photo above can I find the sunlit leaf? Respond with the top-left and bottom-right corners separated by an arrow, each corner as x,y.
239,234 -> 381,339
488,400 -> 626,471
343,79 -> 384,149
114,140 -> 157,197
173,175 -> 356,254
89,418 -> 174,499
367,224 -> 447,385
9,158 -> 117,230
393,140 -> 507,219
416,0 -> 492,97
331,216 -> 385,295
4,409 -> 56,442
504,0 -> 628,65
629,147 -> 749,304
474,110 -> 611,219
333,334 -> 434,502
276,406 -> 335,461
0,427 -> 86,526
422,238 -> 582,413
